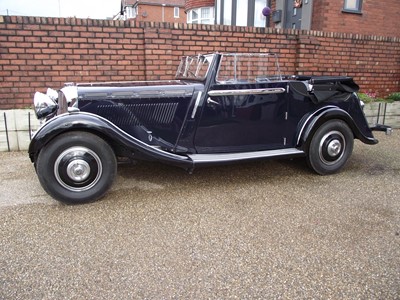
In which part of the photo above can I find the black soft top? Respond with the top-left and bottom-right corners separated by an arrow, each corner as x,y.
290,76 -> 359,104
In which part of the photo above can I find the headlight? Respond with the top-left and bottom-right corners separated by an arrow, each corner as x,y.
33,85 -> 79,120
33,92 -> 57,120
61,86 -> 78,103
46,88 -> 58,101
57,86 -> 79,115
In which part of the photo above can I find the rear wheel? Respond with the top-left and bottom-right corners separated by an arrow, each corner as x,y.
307,120 -> 354,175
36,132 -> 117,204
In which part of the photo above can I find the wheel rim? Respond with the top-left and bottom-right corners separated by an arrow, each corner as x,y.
318,130 -> 346,166
54,146 -> 103,192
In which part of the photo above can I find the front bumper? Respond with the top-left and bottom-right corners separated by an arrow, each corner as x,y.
370,124 -> 393,135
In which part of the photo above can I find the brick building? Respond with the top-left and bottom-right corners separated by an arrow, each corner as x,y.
185,0 -> 399,37
119,1 -> 399,37
119,0 -> 185,23
271,0 -> 400,37
212,0 -> 270,27
311,0 -> 400,37
185,0 -> 215,24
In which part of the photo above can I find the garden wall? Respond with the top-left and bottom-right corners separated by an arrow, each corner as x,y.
0,15 -> 399,110
0,15 -> 399,151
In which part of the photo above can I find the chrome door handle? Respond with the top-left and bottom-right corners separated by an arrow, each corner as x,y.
207,97 -> 220,105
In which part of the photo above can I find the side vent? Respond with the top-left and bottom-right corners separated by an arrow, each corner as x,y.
97,102 -> 179,126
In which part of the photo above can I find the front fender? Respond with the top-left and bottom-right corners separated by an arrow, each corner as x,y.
296,106 -> 378,149
29,112 -> 193,169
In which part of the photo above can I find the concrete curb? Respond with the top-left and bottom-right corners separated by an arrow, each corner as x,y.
0,109 -> 41,151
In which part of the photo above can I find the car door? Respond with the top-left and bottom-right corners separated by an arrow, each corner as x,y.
194,81 -> 289,154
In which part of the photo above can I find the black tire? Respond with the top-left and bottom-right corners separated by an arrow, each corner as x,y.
307,119 -> 354,175
36,131 -> 117,204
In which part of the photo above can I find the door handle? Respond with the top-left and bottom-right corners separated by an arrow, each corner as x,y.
207,97 -> 220,105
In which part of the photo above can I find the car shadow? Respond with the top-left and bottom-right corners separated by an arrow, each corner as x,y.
112,157 -> 311,195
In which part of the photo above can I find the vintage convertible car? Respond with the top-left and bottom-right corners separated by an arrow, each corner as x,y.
30,53 -> 386,204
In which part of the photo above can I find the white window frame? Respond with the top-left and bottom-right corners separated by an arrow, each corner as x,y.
174,7 -> 179,18
187,7 -> 215,24
254,0 -> 267,28
125,6 -> 137,19
343,0 -> 362,13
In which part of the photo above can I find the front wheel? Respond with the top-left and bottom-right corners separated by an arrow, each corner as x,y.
36,132 -> 117,204
307,120 -> 354,175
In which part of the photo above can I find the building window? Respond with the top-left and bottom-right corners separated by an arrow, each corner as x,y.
223,0 -> 232,25
174,7 -> 179,18
236,0 -> 248,26
216,0 -> 267,28
187,7 -> 214,24
125,6 -> 137,19
216,0 -> 221,24
254,0 -> 267,27
343,0 -> 362,13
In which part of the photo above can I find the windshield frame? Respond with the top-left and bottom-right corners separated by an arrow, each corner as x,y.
175,54 -> 215,81
216,53 -> 282,84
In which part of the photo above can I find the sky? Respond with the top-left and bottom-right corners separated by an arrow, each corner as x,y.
0,0 -> 121,19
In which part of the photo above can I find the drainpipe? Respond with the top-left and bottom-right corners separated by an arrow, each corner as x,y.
162,4 -> 166,22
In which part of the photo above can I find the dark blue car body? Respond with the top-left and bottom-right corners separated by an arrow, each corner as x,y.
29,53 -> 379,203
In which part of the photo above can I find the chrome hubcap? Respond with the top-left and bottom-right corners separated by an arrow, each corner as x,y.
54,146 -> 102,192
327,139 -> 342,157
66,159 -> 90,182
319,131 -> 345,165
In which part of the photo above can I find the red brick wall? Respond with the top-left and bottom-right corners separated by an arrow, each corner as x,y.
297,34 -> 399,95
0,16 -> 399,109
311,0 -> 400,37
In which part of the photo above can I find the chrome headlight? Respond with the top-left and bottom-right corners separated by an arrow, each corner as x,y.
61,86 -> 78,103
33,91 -> 57,120
57,86 -> 79,115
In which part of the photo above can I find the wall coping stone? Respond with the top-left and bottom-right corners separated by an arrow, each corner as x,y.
2,15 -> 400,42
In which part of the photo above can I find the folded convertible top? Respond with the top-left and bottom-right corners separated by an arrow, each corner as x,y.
290,76 -> 359,104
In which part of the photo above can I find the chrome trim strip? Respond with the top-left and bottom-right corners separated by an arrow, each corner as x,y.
296,105 -> 337,146
191,91 -> 203,118
208,88 -> 286,97
189,148 -> 304,164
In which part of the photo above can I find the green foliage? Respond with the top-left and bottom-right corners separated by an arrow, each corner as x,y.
357,93 -> 375,103
357,92 -> 400,103
386,92 -> 400,102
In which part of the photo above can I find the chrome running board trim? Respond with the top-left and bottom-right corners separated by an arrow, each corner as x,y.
189,148 -> 304,164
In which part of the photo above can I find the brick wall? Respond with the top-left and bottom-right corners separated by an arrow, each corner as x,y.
311,0 -> 400,37
0,15 -> 399,109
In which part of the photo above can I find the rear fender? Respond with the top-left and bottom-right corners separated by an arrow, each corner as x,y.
29,112 -> 193,169
296,106 -> 378,149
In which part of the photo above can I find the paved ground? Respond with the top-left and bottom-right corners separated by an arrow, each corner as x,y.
0,131 -> 399,299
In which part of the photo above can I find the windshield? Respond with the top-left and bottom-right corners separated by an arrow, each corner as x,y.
216,53 -> 282,83
175,54 -> 214,80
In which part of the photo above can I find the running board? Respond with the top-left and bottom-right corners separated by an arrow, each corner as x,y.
188,148 -> 305,164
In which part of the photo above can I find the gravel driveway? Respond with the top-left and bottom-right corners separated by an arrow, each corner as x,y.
1,131 -> 399,299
